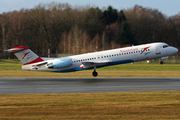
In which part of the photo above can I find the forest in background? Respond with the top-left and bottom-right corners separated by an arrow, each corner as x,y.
0,2 -> 180,58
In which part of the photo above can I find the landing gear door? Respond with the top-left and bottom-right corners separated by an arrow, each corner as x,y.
156,46 -> 161,55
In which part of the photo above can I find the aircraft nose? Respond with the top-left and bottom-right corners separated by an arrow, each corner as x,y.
166,47 -> 178,56
173,47 -> 178,54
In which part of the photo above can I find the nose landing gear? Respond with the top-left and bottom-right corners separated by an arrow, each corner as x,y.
160,61 -> 163,65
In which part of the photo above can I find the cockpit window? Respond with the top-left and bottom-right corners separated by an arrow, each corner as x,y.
163,45 -> 169,48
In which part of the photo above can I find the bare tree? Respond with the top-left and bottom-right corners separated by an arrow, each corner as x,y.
67,31 -> 72,54
91,34 -> 101,51
101,31 -> 106,50
81,31 -> 89,53
0,13 -> 10,58
71,25 -> 83,54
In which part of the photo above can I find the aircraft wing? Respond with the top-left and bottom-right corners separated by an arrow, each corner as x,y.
80,60 -> 112,69
82,60 -> 112,65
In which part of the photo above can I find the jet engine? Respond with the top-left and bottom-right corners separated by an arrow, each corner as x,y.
47,58 -> 72,69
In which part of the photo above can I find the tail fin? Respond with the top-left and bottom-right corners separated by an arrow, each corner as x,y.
6,46 -> 44,65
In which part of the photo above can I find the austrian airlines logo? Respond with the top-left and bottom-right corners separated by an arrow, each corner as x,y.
22,52 -> 30,59
141,46 -> 151,54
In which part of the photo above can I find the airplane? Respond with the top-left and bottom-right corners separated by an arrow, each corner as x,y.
6,42 -> 178,77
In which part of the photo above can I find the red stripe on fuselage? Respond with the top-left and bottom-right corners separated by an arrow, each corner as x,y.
23,57 -> 44,65
143,46 -> 150,51
141,46 -> 151,54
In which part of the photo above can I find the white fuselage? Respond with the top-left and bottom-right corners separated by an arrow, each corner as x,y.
22,42 -> 178,72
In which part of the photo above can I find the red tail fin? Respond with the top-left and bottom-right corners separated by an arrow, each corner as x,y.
7,46 -> 44,65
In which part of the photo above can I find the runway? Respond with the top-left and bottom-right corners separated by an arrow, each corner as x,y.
0,77 -> 180,94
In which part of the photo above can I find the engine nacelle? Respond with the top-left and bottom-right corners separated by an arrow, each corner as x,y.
48,58 -> 72,69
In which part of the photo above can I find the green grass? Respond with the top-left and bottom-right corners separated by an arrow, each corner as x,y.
0,91 -> 180,119
1,59 -> 180,77
0,59 -> 21,64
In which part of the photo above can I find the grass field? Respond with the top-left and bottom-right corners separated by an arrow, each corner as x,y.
0,91 -> 180,119
0,59 -> 180,77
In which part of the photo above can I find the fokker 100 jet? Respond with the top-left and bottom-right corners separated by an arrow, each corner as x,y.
6,42 -> 178,77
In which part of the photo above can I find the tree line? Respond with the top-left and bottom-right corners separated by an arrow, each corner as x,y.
0,2 -> 180,58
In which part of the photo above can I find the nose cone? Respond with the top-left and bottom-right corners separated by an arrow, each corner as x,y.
167,47 -> 178,56
173,47 -> 178,54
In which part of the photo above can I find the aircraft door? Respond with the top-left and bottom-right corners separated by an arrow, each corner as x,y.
156,46 -> 161,55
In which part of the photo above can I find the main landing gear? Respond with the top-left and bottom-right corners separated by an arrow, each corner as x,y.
92,70 -> 98,77
92,66 -> 98,77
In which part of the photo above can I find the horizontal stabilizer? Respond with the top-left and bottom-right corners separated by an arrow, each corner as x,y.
6,48 -> 24,52
6,46 -> 29,53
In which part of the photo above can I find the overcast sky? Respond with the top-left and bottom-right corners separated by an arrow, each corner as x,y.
0,0 -> 179,16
